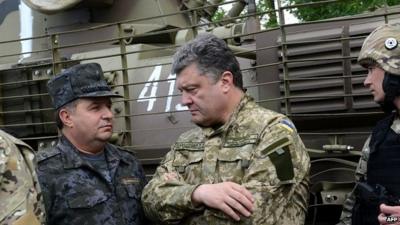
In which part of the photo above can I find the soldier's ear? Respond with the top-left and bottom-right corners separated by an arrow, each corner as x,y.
59,108 -> 73,128
220,71 -> 234,93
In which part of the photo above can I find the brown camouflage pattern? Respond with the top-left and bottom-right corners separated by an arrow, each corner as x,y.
142,95 -> 311,225
0,129 -> 45,225
358,23 -> 400,75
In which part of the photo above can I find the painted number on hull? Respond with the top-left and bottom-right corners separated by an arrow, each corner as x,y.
137,65 -> 187,112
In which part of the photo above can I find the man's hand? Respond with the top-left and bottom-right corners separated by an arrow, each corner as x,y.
191,182 -> 254,221
378,204 -> 400,225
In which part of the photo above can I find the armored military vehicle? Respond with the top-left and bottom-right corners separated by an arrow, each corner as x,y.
0,0 -> 399,224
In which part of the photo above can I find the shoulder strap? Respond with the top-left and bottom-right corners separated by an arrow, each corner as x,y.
36,147 -> 60,163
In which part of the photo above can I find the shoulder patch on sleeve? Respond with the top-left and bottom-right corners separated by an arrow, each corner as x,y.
260,136 -> 291,156
268,147 -> 295,182
276,119 -> 295,133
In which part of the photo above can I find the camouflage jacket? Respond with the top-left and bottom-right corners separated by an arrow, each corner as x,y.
0,129 -> 45,225
337,116 -> 400,225
142,95 -> 311,225
36,135 -> 147,225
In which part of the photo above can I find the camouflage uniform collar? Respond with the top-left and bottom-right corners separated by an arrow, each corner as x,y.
105,144 -> 132,165
58,136 -> 129,169
202,94 -> 252,137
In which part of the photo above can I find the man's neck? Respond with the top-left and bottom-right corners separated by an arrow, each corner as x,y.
77,146 -> 104,155
221,89 -> 244,124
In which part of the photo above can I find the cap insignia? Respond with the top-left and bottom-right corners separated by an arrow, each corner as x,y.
385,37 -> 398,50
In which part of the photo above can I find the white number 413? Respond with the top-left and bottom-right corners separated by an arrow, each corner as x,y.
137,65 -> 187,112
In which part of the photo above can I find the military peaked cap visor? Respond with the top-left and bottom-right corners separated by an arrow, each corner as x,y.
47,63 -> 122,109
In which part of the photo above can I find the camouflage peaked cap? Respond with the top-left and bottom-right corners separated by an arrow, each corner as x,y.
47,63 -> 122,109
358,23 -> 400,75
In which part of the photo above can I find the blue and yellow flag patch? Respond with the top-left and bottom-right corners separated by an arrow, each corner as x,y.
277,119 -> 295,133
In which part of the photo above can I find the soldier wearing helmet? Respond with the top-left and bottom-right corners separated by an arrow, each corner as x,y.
338,24 -> 400,225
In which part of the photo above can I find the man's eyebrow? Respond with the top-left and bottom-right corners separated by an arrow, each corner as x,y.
181,83 -> 198,89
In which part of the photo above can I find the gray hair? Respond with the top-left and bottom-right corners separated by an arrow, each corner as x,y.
171,33 -> 243,89
55,99 -> 79,130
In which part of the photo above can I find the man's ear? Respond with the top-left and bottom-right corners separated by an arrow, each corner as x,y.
59,108 -> 73,128
220,71 -> 234,93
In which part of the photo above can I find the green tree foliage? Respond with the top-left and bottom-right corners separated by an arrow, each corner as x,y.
212,7 -> 227,23
258,0 -> 278,28
211,0 -> 400,29
286,0 -> 400,22
211,0 -> 278,29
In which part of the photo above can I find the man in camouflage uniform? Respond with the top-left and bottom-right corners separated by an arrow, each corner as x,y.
36,63 -> 147,225
0,129 -> 45,225
142,34 -> 310,225
338,24 -> 400,225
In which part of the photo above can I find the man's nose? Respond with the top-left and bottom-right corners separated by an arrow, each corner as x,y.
364,72 -> 373,87
181,92 -> 193,106
102,107 -> 114,120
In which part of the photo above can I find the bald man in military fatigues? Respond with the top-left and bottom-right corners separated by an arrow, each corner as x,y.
142,34 -> 310,225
